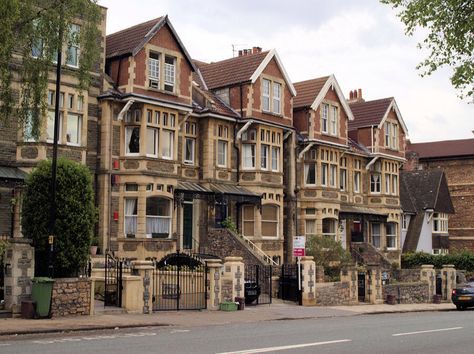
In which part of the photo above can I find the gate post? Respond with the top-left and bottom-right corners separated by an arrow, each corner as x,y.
222,257 -> 244,302
420,264 -> 436,302
3,239 -> 35,314
367,264 -> 383,304
206,259 -> 222,310
341,265 -> 358,304
132,260 -> 154,314
300,256 -> 316,306
441,264 -> 456,301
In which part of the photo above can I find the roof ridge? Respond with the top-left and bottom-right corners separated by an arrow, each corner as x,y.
294,76 -> 330,85
410,137 -> 474,145
107,17 -> 163,38
349,97 -> 393,105
205,50 -> 270,66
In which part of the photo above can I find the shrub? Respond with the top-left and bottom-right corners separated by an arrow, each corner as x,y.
402,251 -> 474,271
306,235 -> 352,280
22,158 -> 97,277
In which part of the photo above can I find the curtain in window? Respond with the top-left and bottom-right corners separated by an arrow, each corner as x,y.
124,198 -> 137,235
261,205 -> 278,237
146,197 -> 171,237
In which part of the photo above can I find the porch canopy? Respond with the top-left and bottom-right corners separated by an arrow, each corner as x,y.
209,183 -> 262,206
175,181 -> 213,199
0,166 -> 28,181
339,205 -> 388,222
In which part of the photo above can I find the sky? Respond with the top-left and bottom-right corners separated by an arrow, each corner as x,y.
99,0 -> 473,143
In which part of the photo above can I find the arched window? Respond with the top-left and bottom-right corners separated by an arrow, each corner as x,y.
322,218 -> 337,241
261,205 -> 278,237
146,197 -> 171,238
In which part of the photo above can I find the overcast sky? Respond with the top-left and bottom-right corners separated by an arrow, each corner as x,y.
99,0 -> 473,143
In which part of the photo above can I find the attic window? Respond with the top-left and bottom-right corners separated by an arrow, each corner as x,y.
215,88 -> 230,105
164,55 -> 176,92
148,52 -> 160,88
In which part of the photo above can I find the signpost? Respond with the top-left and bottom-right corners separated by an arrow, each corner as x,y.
293,236 -> 306,292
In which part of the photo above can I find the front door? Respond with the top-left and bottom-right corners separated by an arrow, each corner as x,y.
215,201 -> 228,228
358,272 -> 366,302
183,202 -> 193,249
351,220 -> 364,242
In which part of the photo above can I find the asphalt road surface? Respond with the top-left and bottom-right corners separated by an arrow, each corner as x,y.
1,310 -> 473,353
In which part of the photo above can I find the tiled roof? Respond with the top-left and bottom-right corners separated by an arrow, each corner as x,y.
348,97 -> 393,130
348,137 -> 370,156
192,75 -> 239,118
106,17 -> 163,58
400,170 -> 454,213
196,51 -> 269,89
408,138 -> 474,159
293,76 -> 330,109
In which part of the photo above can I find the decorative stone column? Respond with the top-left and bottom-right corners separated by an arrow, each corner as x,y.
206,259 -> 222,310
131,260 -> 155,314
221,257 -> 244,302
367,264 -> 383,304
3,239 -> 34,314
420,264 -> 436,302
300,256 -> 316,306
340,265 -> 358,304
441,264 -> 456,301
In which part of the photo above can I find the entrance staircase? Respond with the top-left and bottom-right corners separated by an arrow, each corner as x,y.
202,228 -> 278,267
350,242 -> 392,269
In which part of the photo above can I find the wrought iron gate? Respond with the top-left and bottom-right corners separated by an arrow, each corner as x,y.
278,264 -> 301,304
152,252 -> 207,311
245,264 -> 272,305
358,272 -> 366,302
104,253 -> 124,307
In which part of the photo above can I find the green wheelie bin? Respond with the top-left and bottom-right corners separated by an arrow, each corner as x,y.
31,277 -> 55,318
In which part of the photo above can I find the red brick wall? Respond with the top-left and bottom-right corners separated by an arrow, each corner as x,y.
293,109 -> 308,135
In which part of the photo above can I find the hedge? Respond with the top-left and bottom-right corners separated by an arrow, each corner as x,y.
402,251 -> 474,271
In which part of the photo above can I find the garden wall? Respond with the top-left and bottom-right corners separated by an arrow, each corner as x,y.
315,282 -> 351,306
51,278 -> 91,317
382,282 -> 429,304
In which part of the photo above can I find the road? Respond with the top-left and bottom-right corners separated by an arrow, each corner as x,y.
0,310 -> 473,353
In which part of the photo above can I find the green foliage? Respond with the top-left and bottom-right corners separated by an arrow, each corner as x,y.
21,158 -> 97,277
402,251 -> 474,271
381,0 -> 474,100
306,235 -> 352,268
0,0 -> 101,135
0,239 -> 9,265
221,217 -> 238,234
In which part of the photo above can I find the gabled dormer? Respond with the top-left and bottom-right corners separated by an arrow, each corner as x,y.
348,92 -> 408,159
105,16 -> 196,106
196,48 -> 296,127
293,75 -> 354,147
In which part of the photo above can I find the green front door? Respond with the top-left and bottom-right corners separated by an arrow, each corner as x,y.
183,202 -> 193,249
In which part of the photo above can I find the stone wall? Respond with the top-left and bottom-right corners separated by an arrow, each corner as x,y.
315,282 -> 351,306
51,278 -> 91,317
382,282 -> 429,304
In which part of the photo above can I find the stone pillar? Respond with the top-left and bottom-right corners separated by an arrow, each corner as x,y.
341,265 -> 358,304
132,260 -> 155,314
441,264 -> 456,301
3,239 -> 34,313
120,275 -> 143,313
300,256 -> 316,306
206,259 -> 222,310
367,265 -> 383,304
221,257 -> 244,302
420,264 -> 436,302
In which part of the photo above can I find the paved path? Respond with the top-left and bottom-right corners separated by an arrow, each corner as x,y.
0,301 -> 456,337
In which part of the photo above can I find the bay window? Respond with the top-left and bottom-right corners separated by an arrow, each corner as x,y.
161,129 -> 174,159
66,113 -> 82,145
47,111 -> 62,143
330,164 -> 337,187
322,218 -> 337,241
243,143 -> 256,169
217,140 -> 228,167
261,144 -> 269,170
271,147 -> 279,171
184,137 -> 195,164
146,197 -> 171,238
371,223 -> 381,248
261,205 -> 278,237
304,163 -> 316,185
124,198 -> 138,237
125,126 -> 140,155
321,163 -> 328,186
146,127 -> 159,157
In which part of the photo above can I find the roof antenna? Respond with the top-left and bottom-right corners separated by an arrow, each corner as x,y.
232,44 -> 248,57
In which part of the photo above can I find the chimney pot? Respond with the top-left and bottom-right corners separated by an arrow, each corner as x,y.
358,88 -> 362,99
349,90 -> 354,100
238,50 -> 243,56
354,89 -> 358,99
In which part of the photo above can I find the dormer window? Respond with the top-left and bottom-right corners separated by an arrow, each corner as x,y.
164,55 -> 176,92
148,52 -> 160,89
384,122 -> 398,150
321,103 -> 338,136
262,78 -> 282,114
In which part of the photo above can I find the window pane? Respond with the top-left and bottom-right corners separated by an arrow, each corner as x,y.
261,205 -> 278,237
262,79 -> 270,111
185,137 -> 195,163
66,113 -> 81,145
146,128 -> 157,156
261,144 -> 269,169
161,130 -> 174,158
217,140 -> 227,166
321,104 -> 328,133
66,24 -> 80,66
272,147 -> 279,171
243,144 -> 255,168
305,220 -> 316,235
164,56 -> 175,92
305,163 -> 316,185
272,82 -> 281,114
126,126 -> 140,154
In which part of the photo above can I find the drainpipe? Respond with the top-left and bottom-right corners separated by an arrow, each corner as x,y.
365,156 -> 379,170
371,125 -> 375,153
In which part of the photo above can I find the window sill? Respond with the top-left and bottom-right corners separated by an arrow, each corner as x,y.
147,86 -> 178,96
262,110 -> 283,118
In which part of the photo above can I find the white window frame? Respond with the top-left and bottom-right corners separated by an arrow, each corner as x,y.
148,52 -> 160,88
402,214 -> 409,231
386,223 -> 397,250
66,24 -> 80,68
371,223 -> 381,249
146,197 -> 172,238
370,173 -> 381,194
340,168 -> 347,191
217,140 -> 228,167
146,127 -> 159,157
272,82 -> 281,114
125,126 -> 140,156
161,129 -> 174,160
164,55 -> 176,92
271,146 -> 279,172
330,106 -> 338,136
354,171 -> 361,193
305,219 -> 316,237
322,218 -> 337,241
321,163 -> 328,186
242,143 -> 256,169
261,144 -> 269,170
184,137 -> 195,164
433,213 -> 448,234
47,111 -> 62,144
304,163 -> 316,186
385,174 -> 391,194
261,204 -> 279,238
262,79 -> 270,112
330,164 -> 337,187
124,197 -> 138,237
321,103 -> 329,133
66,113 -> 82,146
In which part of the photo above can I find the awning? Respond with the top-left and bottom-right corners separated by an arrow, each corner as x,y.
340,205 -> 388,222
210,183 -> 262,205
175,181 -> 213,195
0,166 -> 28,181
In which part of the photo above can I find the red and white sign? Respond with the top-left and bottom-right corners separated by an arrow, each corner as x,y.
293,236 -> 306,257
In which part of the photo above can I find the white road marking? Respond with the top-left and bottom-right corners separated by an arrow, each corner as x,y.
170,329 -> 190,334
392,327 -> 463,337
0,343 -> 11,346
216,339 -> 352,354
32,332 -> 157,345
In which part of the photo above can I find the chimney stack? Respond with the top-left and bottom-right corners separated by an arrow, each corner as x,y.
252,46 -> 262,54
238,50 -> 243,57
348,88 -> 365,103
358,88 -> 362,100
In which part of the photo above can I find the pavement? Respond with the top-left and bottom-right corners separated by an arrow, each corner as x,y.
0,300 -> 456,337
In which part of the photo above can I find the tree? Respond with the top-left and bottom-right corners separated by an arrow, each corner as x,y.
22,158 -> 97,277
381,0 -> 474,100
0,0 -> 101,135
306,235 -> 352,273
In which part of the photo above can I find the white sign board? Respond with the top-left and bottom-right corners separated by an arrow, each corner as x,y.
293,235 -> 306,257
